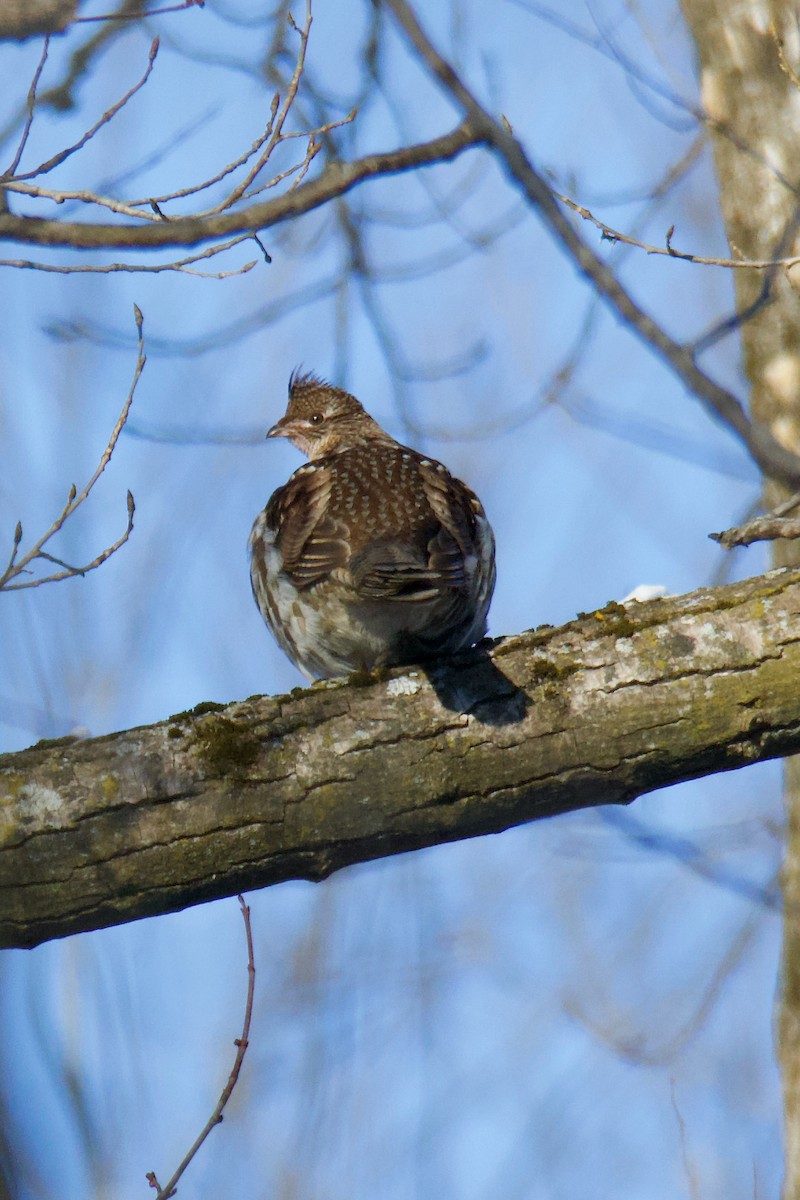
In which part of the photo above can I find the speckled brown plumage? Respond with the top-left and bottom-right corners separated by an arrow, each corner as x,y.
249,371 -> 495,679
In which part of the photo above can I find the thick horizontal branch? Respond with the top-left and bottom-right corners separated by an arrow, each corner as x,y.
0,121 -> 480,249
2,568 -> 800,948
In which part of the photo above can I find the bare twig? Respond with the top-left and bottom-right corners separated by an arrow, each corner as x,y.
0,305 -> 144,591
147,895 -> 256,1200
127,94 -> 282,208
200,0 -> 313,217
246,111 -> 357,199
6,180 -> 168,222
0,235 -> 257,276
22,98 -> 320,227
0,0 -> 351,255
710,488 -> 800,549
4,37 -> 50,179
557,189 -> 800,272
711,514 -> 800,550
132,5 -> 315,222
690,207 -> 800,356
0,258 -> 253,276
670,1079 -> 701,1200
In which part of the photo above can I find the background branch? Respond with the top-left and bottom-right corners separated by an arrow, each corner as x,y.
147,895 -> 255,1200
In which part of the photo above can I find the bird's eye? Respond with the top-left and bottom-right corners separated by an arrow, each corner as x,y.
309,412 -> 325,425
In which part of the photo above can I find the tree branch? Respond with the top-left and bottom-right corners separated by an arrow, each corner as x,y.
2,567 -> 800,949
0,120 -> 480,248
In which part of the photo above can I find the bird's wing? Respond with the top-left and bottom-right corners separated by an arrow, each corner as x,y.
349,459 -> 482,601
267,463 -> 349,589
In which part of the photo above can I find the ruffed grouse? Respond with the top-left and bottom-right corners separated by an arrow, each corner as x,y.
249,371 -> 496,680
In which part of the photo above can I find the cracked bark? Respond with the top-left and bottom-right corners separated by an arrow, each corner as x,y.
2,566 -> 800,950
679,4 -> 800,1193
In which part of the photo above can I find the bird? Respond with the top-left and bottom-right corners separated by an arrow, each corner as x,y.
249,370 -> 496,680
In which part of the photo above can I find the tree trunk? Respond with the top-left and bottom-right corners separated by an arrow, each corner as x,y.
679,3 -> 800,1192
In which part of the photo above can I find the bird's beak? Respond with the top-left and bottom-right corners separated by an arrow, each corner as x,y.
267,415 -> 311,452
266,417 -> 292,439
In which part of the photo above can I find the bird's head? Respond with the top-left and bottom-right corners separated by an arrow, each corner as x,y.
268,370 -> 391,460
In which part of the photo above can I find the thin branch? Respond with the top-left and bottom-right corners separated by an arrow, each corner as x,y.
200,0 -> 313,216
690,206 -> 800,356
122,105 -> 354,213
557,189 -> 800,272
4,37 -> 50,179
671,1079 -> 701,1200
711,513 -> 800,550
3,491 -> 136,589
147,895 -> 255,1200
3,523 -> 23,580
0,237 -> 258,276
0,305 -> 144,591
126,94 -> 281,207
6,180 -> 166,222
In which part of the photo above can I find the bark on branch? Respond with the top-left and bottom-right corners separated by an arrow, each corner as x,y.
3,568 -> 800,949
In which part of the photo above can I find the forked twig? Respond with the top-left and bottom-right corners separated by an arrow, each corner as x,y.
146,895 -> 256,1200
128,94 -> 282,209
557,188 -> 800,273
0,305 -> 145,592
198,0 -> 313,217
